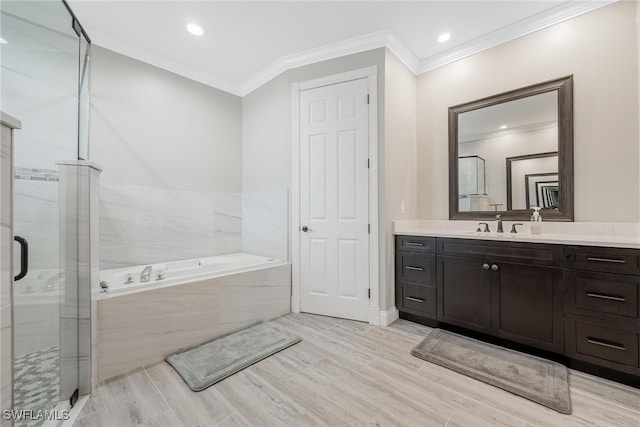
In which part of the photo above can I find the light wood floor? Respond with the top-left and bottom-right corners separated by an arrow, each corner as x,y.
74,313 -> 640,427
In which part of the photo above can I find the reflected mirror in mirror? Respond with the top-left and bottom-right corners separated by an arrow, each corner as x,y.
507,151 -> 558,210
458,91 -> 558,212
449,75 -> 573,221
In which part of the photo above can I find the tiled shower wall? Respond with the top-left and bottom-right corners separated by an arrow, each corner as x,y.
99,186 -> 288,269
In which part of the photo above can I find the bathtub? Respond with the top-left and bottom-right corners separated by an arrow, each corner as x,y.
99,253 -> 284,297
96,252 -> 292,381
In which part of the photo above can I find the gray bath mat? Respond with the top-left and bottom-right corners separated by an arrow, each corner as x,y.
411,329 -> 571,414
166,322 -> 301,391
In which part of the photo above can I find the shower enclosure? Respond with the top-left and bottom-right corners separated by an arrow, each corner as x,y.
1,0 -> 90,423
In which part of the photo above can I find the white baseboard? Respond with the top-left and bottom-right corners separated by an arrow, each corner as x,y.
291,295 -> 301,313
380,307 -> 399,326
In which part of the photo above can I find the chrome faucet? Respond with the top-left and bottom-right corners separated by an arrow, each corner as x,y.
140,265 -> 152,282
496,214 -> 503,233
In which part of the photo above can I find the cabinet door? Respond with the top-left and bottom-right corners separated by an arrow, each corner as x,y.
437,256 -> 491,334
491,263 -> 564,354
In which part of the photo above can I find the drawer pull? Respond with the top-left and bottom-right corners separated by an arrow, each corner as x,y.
586,257 -> 626,264
587,338 -> 626,351
586,292 -> 626,302
406,296 -> 425,303
405,266 -> 424,271
405,242 -> 425,247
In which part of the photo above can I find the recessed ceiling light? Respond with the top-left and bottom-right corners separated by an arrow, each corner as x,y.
187,23 -> 206,36
500,125 -> 508,130
0,38 -> 7,44
438,33 -> 451,43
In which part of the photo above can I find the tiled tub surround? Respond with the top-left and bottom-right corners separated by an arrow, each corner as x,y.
394,220 -> 640,249
242,188 -> 288,262
99,186 -> 288,270
99,186 -> 243,270
97,261 -> 291,382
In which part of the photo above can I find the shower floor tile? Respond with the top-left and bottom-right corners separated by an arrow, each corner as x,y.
13,346 -> 60,427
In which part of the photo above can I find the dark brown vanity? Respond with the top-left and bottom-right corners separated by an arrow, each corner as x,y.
396,234 -> 640,384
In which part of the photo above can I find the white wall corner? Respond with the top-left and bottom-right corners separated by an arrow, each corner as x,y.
379,307 -> 399,327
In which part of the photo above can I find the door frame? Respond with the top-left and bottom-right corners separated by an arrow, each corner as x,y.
290,66 -> 380,325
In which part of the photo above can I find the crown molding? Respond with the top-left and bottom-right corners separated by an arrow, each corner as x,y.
89,29 -> 242,97
385,31 -> 420,74
87,1 -> 616,98
416,0 -> 617,75
239,30 -> 410,96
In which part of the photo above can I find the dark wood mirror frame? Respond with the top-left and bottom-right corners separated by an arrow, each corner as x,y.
449,75 -> 574,221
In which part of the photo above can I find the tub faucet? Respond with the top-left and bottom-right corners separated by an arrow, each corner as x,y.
140,265 -> 152,282
496,214 -> 503,233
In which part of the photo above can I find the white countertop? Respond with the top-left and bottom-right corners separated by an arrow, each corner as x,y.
393,220 -> 640,249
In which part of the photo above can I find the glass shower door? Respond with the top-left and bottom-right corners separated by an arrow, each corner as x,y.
1,0 -> 81,423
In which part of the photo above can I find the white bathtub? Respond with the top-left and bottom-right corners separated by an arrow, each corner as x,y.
97,252 -> 291,381
100,253 -> 284,297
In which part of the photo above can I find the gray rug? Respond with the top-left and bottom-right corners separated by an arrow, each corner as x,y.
411,329 -> 571,414
166,322 -> 301,391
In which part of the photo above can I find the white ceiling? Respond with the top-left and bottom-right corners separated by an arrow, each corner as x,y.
66,1 -> 614,96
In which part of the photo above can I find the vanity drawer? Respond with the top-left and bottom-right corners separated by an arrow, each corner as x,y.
396,253 -> 435,285
437,238 -> 563,267
396,235 -> 436,254
398,282 -> 436,319
565,317 -> 639,369
565,270 -> 639,323
565,246 -> 640,276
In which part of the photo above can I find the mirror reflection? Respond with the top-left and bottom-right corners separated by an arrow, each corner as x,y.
457,91 -> 558,212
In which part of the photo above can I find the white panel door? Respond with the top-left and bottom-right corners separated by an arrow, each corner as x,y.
299,78 -> 370,321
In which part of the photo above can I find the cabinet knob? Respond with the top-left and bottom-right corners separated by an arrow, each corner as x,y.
491,264 -> 499,271
482,263 -> 490,270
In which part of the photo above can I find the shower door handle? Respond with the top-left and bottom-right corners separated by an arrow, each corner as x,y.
14,236 -> 28,281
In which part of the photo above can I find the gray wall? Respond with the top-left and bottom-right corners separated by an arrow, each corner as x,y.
241,48 -> 397,311
90,46 -> 243,192
90,47 -> 245,268
242,49 -> 386,193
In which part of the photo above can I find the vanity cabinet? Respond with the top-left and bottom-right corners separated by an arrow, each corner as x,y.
437,255 -> 491,334
395,236 -> 436,319
396,234 -> 640,382
436,238 -> 564,353
563,246 -> 640,376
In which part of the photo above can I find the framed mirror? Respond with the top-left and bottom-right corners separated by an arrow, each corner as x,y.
449,76 -> 573,221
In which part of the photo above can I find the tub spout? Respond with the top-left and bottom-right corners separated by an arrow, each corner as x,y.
140,265 -> 152,282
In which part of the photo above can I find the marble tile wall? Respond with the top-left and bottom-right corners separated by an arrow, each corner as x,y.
99,186 -> 242,269
58,161 -> 102,395
242,188 -> 288,262
1,114 -> 21,427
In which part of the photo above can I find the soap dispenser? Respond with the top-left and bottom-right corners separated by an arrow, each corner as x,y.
531,207 -> 542,235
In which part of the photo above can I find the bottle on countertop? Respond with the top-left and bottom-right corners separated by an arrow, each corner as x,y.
531,207 -> 542,235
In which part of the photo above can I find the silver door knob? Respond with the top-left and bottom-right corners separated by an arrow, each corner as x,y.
301,226 -> 312,232
482,263 -> 490,270
491,264 -> 499,271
